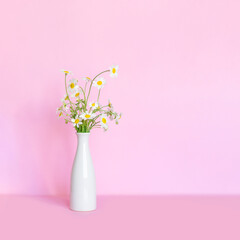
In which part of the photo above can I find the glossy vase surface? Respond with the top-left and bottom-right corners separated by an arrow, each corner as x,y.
70,133 -> 96,211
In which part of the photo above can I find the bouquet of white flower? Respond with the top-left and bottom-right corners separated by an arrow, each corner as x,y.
56,66 -> 122,132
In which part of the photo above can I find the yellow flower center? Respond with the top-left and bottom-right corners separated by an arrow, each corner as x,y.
75,119 -> 80,124
97,81 -> 102,85
92,103 -> 95,107
85,114 -> 91,118
87,77 -> 91,80
59,112 -> 62,117
75,92 -> 79,97
102,118 -> 107,124
70,83 -> 75,89
112,68 -> 116,74
64,71 -> 69,74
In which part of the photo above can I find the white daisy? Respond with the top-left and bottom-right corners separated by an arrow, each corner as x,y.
68,78 -> 78,93
95,104 -> 102,112
93,77 -> 106,90
83,77 -> 91,82
56,108 -> 63,118
71,115 -> 82,128
116,113 -> 122,124
107,99 -> 115,113
71,88 -> 81,99
109,65 -> 119,78
60,69 -> 72,75
108,99 -> 113,108
100,114 -> 108,130
80,111 -> 96,120
89,101 -> 98,110
61,94 -> 69,102
61,101 -> 69,110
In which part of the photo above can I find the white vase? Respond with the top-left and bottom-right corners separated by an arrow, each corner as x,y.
70,133 -> 96,211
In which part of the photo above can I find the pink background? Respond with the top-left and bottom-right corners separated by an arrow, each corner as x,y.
0,0 -> 240,195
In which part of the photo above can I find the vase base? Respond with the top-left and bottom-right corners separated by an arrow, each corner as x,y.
70,207 -> 96,212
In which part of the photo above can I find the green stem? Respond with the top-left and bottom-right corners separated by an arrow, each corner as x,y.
97,89 -> 101,103
89,121 -> 100,130
91,125 -> 101,129
84,82 -> 87,93
86,70 -> 110,104
91,113 -> 102,123
78,86 -> 87,110
97,105 -> 108,111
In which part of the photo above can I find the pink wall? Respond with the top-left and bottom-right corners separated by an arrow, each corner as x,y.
1,0 -> 240,195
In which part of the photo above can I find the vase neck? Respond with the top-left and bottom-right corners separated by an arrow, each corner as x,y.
76,133 -> 90,144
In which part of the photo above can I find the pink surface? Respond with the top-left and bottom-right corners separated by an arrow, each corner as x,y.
1,195 -> 240,240
1,0 -> 240,195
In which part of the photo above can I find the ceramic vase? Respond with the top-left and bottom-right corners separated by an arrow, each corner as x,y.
70,133 -> 96,211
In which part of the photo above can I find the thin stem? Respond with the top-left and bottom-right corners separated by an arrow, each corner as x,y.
84,82 -> 87,93
78,86 -> 87,110
97,105 -> 108,111
91,113 -> 102,123
97,89 -> 101,103
61,108 -> 69,115
91,125 -> 101,129
87,120 -> 92,132
89,121 -> 100,130
86,70 -> 110,104
64,116 -> 72,122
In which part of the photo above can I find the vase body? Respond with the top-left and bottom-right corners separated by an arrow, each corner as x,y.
70,133 -> 96,211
